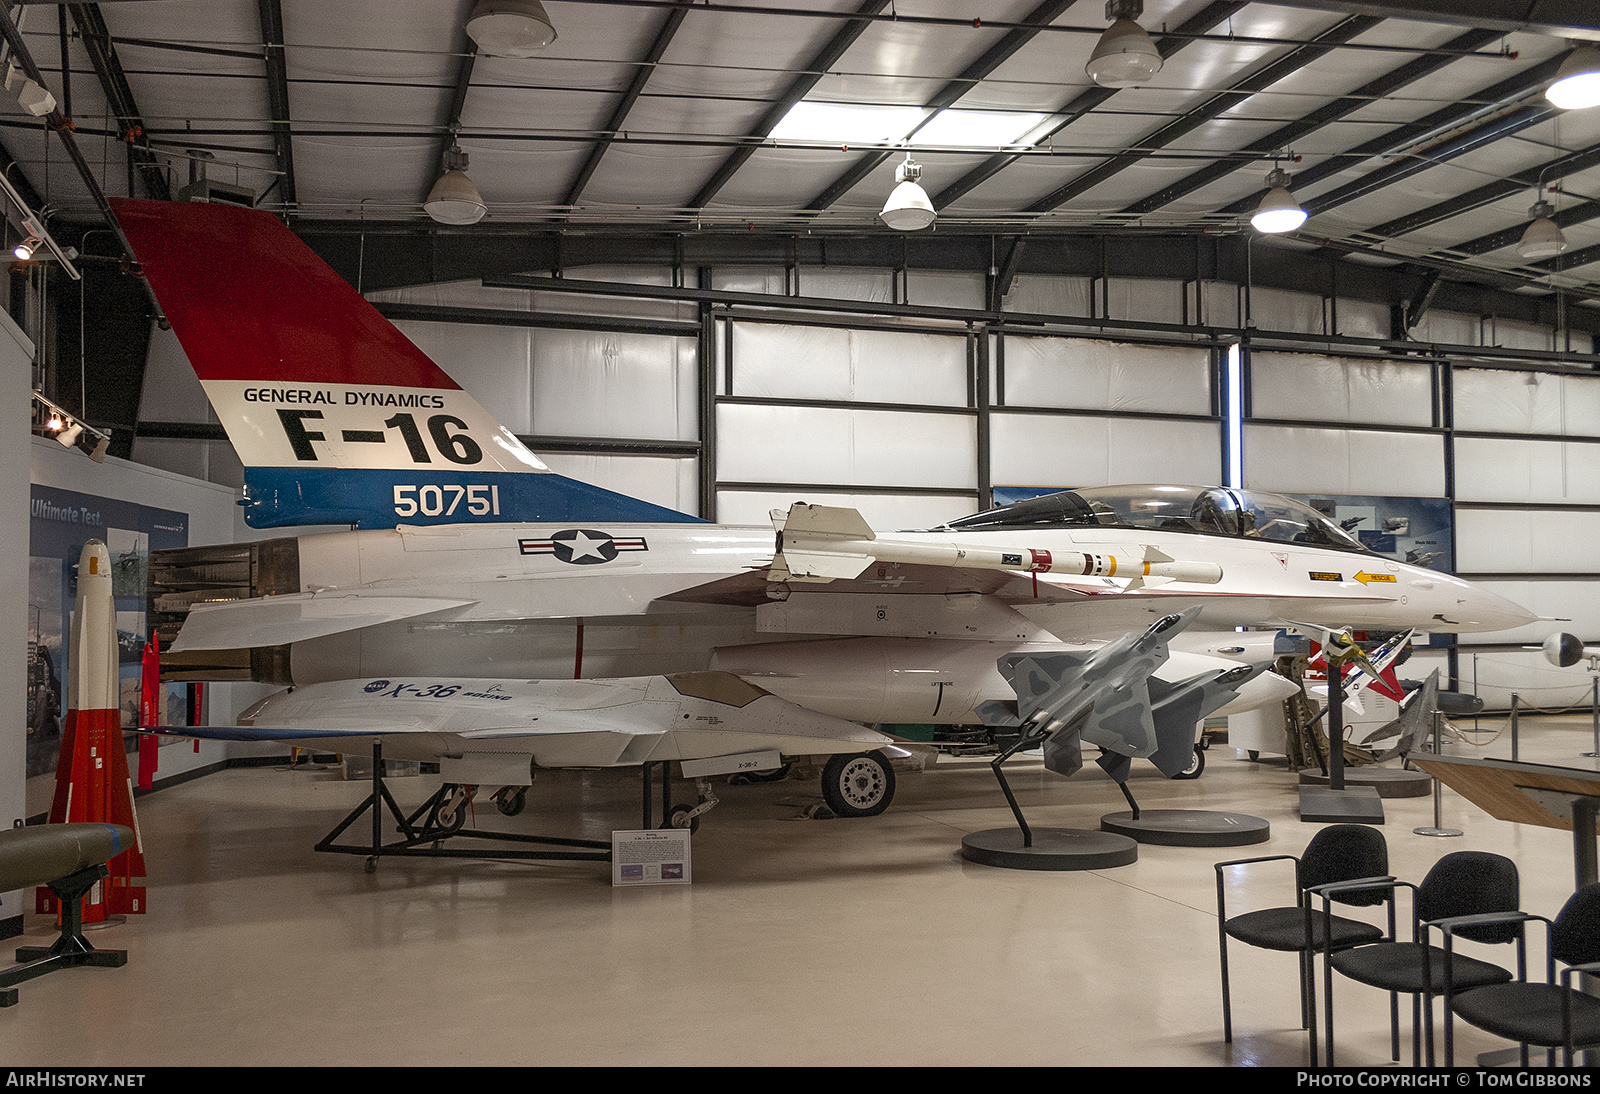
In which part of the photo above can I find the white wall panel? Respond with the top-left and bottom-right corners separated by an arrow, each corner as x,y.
1336,299 -> 1389,339
1455,648 -> 1592,711
1106,278 -> 1183,325
1410,309 -> 1478,347
1251,352 -> 1432,427
1456,508 -> 1600,573
1243,424 -> 1444,496
1453,368 -> 1600,436
391,319 -> 536,434
1492,318 -> 1554,352
711,266 -> 897,303
1002,273 -> 1091,316
907,269 -> 983,310
1200,281 -> 1239,328
716,489 -> 975,531
1251,286 -> 1325,334
730,322 -> 968,405
1002,338 -> 1211,415
539,453 -> 698,517
717,404 -> 976,489
1454,437 -> 1600,504
991,414 -> 1220,488
128,438 -> 244,490
531,329 -> 696,441
1461,579 -> 1600,645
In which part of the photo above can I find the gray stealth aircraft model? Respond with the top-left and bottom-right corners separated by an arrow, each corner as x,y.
987,607 -> 1271,786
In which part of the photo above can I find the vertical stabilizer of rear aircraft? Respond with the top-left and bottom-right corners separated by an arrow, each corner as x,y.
110,198 -> 700,529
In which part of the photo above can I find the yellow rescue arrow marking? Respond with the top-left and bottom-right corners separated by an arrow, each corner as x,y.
1354,571 -> 1396,584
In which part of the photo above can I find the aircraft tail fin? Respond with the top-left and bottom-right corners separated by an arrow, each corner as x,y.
111,198 -> 700,529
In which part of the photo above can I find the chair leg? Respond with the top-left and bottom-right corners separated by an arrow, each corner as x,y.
1412,996 -> 1422,1067
1324,954 -> 1335,1067
1219,932 -> 1233,1043
1390,990 -> 1400,1062
1424,994 -> 1436,1067
1307,951 -> 1320,1067
1521,1044 -> 1530,1067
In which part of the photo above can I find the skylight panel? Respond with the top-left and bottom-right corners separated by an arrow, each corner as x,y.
771,102 -> 923,145
910,110 -> 1047,148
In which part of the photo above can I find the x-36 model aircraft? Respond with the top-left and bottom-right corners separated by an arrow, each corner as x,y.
118,199 -> 1536,823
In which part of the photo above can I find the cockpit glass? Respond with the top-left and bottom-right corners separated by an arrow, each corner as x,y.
938,484 -> 1369,554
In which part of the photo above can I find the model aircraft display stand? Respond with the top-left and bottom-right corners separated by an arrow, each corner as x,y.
1298,662 -> 1385,825
1099,809 -> 1269,847
315,741 -> 611,873
960,729 -> 1138,871
1297,767 -> 1431,798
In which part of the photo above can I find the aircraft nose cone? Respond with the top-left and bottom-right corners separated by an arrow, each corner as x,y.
1454,586 -> 1538,633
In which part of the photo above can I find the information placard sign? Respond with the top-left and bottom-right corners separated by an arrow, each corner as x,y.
611,829 -> 691,886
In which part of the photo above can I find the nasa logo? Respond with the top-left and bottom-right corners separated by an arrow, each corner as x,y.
365,680 -> 390,693
518,529 -> 649,565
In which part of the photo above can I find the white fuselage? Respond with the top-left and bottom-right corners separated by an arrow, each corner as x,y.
244,519 -> 1533,726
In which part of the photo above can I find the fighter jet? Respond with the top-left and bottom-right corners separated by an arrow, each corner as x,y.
114,199 -> 1536,825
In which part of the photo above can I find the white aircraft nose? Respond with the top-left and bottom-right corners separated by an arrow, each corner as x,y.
1444,584 -> 1538,633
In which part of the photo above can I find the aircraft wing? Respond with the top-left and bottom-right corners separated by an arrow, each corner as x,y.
170,593 -> 476,651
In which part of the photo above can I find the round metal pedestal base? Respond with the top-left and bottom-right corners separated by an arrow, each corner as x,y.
1414,826 -> 1463,838
1099,809 -> 1270,847
1298,766 -> 1433,798
960,827 -> 1138,871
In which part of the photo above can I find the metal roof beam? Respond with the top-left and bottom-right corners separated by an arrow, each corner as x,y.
1026,14 -> 1381,215
258,0 -> 295,207
1240,1 -> 1600,36
1531,240 -> 1600,273
1447,197 -> 1600,257
930,1 -> 1245,210
800,0 -> 1078,214
563,1 -> 689,210
1217,52 -> 1567,216
690,0 -> 889,210
1364,140 -> 1600,239
1123,26 -> 1499,216
66,3 -> 169,200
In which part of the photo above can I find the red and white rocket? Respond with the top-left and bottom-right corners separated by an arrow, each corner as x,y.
38,539 -> 147,921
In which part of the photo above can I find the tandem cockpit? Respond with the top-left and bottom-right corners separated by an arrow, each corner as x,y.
938,484 -> 1370,553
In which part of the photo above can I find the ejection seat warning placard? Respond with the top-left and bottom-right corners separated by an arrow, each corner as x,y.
611,830 -> 691,886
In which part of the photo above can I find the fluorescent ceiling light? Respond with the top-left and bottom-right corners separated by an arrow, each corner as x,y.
1548,46 -> 1600,111
771,102 -> 923,145
909,110 -> 1047,148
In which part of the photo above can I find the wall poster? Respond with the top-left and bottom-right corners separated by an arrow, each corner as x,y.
27,485 -> 189,778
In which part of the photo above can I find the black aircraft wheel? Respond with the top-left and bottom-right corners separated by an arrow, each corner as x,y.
496,786 -> 528,817
436,786 -> 471,833
820,750 -> 896,818
364,856 -> 378,875
662,804 -> 700,834
1171,745 -> 1206,781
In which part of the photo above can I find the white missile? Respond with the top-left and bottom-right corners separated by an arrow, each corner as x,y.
771,503 -> 1223,588
69,539 -> 119,713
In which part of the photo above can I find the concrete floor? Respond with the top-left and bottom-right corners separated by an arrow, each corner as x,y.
2,715 -> 1592,1067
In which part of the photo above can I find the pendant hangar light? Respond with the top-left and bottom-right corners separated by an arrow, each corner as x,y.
466,0 -> 557,56
879,153 -> 935,232
1547,46 -> 1600,111
1085,0 -> 1163,89
1251,167 -> 1307,234
424,142 -> 488,225
1517,199 -> 1568,260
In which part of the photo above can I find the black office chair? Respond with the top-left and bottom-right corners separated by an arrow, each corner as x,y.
1216,824 -> 1391,1064
1442,884 -> 1600,1067
1317,850 -> 1520,1066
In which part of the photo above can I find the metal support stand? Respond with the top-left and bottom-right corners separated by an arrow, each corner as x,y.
1300,660 -> 1385,824
315,741 -> 610,872
1584,676 -> 1600,759
1415,710 -> 1462,838
0,863 -> 126,1007
1512,693 -> 1520,762
960,729 -> 1138,871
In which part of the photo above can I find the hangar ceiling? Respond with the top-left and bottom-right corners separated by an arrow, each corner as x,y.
3,0 -> 1600,323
